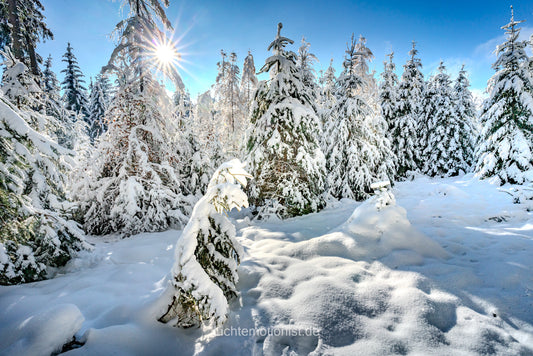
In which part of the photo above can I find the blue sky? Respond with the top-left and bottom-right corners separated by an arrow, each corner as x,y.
38,0 -> 533,99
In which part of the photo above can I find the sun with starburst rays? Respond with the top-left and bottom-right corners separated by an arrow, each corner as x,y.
142,26 -> 195,90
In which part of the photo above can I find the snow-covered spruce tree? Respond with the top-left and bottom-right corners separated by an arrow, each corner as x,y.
422,62 -> 468,177
297,36 -> 319,101
318,59 -> 337,107
452,64 -> 476,170
392,41 -> 425,178
379,52 -> 399,140
213,51 -> 244,154
1,48 -> 71,146
353,35 -> 379,109
194,90 -> 225,170
42,54 -> 60,97
77,0 -> 191,237
324,34 -> 394,201
240,50 -> 258,116
61,43 -> 88,118
177,124 -> 211,198
476,9 -> 533,184
40,54 -> 82,150
1,47 -> 41,110
0,0 -> 53,76
419,71 -> 437,162
87,74 -> 109,142
173,87 -> 211,198
0,86 -> 88,285
173,87 -> 192,120
158,159 -> 250,328
246,23 -> 326,219
317,58 -> 337,149
79,74 -> 190,236
351,35 -> 396,181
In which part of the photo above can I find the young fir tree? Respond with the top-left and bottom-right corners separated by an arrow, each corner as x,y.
158,159 -> 250,328
87,74 -> 109,142
379,52 -> 399,140
422,62 -> 467,177
475,8 -> 533,184
324,34 -> 394,201
0,0 -> 53,76
392,41 -> 425,178
61,43 -> 88,118
240,50 -> 258,116
76,0 -> 192,237
452,64 -> 476,170
246,23 -> 326,219
0,59 -> 88,285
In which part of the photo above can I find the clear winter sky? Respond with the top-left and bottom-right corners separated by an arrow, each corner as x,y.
38,0 -> 533,100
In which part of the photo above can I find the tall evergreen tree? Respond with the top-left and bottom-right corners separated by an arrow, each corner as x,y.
172,87 -> 211,198
246,23 -> 326,219
296,36 -> 318,101
102,0 -> 183,91
87,74 -> 109,141
392,41 -> 425,178
41,53 -> 79,149
352,35 -> 395,181
318,58 -> 337,111
0,57 -> 88,285
42,54 -> 60,97
353,35 -> 379,109
475,8 -> 533,184
453,64 -> 476,171
0,0 -> 53,76
76,0 -> 192,237
240,50 -> 258,115
317,58 -> 337,142
214,51 -> 243,152
422,62 -> 468,177
324,34 -> 394,201
78,77 -> 190,236
173,87 -> 191,120
379,52 -> 399,139
61,43 -> 88,117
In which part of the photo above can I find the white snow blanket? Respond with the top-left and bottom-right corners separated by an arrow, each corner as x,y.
0,174 -> 532,355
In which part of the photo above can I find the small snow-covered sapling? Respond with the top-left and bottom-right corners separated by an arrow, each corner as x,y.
158,159 -> 251,328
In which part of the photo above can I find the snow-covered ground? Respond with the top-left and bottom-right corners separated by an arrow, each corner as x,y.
1,174 -> 532,355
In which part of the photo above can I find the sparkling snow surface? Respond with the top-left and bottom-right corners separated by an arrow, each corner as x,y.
1,174 -> 532,355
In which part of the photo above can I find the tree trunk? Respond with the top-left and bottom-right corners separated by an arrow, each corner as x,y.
7,0 -> 23,61
25,34 -> 40,79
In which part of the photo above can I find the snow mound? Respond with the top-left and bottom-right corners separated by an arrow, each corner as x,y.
252,196 -> 447,264
0,304 -> 84,356
339,196 -> 449,260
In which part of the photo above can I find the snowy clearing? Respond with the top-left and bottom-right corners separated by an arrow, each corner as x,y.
1,174 -> 532,355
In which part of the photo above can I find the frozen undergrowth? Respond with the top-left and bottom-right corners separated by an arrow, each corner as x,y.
0,174 -> 532,355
